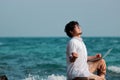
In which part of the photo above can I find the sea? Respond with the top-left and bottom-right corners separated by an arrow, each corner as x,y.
0,37 -> 120,80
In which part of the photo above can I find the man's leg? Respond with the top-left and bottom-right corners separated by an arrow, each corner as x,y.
88,59 -> 106,80
88,74 -> 104,80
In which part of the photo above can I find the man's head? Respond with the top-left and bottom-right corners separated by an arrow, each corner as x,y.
64,21 -> 82,38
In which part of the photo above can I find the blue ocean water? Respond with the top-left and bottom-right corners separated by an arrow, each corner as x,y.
0,37 -> 120,80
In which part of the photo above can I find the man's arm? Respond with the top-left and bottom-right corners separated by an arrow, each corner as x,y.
69,52 -> 78,63
87,54 -> 101,61
87,56 -> 96,61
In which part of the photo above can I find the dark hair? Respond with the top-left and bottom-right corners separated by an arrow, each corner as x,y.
0,75 -> 8,80
64,21 -> 79,38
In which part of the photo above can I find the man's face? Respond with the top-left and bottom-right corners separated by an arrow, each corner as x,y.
71,25 -> 82,36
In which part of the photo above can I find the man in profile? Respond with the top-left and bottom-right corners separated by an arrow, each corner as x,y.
64,21 -> 106,80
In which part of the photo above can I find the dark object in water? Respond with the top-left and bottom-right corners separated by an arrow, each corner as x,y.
0,75 -> 8,80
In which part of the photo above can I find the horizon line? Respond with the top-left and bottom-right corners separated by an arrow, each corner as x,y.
0,36 -> 120,38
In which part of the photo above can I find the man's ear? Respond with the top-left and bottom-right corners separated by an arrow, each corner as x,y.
70,31 -> 73,34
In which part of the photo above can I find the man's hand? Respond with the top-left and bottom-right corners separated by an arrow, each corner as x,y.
69,52 -> 78,63
95,53 -> 102,58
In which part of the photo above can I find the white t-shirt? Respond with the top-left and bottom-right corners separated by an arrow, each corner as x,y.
66,37 -> 91,80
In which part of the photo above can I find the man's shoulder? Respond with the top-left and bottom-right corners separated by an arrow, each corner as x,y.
69,38 -> 77,43
68,38 -> 80,45
70,37 -> 82,42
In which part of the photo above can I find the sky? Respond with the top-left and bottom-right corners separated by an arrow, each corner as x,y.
0,0 -> 120,37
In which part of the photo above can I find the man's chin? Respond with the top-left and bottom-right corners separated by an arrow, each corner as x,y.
78,32 -> 82,35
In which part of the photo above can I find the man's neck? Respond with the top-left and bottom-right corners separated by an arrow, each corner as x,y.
73,35 -> 81,38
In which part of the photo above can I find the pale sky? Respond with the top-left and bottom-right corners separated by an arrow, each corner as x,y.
0,0 -> 120,37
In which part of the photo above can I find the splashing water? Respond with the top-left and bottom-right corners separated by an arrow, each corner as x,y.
23,74 -> 66,80
108,66 -> 120,73
47,74 -> 66,80
23,74 -> 40,80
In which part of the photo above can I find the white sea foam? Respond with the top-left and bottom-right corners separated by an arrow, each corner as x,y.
47,74 -> 66,80
23,74 -> 40,80
108,66 -> 120,73
23,74 -> 66,80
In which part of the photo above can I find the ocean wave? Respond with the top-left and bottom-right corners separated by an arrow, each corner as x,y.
23,74 -> 66,80
0,42 -> 3,45
108,66 -> 120,73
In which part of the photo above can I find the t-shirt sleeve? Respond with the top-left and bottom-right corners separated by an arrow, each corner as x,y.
67,41 -> 78,56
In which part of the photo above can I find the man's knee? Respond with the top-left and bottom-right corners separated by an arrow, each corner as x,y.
98,59 -> 106,75
100,59 -> 106,65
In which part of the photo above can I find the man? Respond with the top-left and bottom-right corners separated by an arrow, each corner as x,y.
64,21 -> 106,80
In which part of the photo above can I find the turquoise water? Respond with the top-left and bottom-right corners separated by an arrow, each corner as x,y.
0,37 -> 120,80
